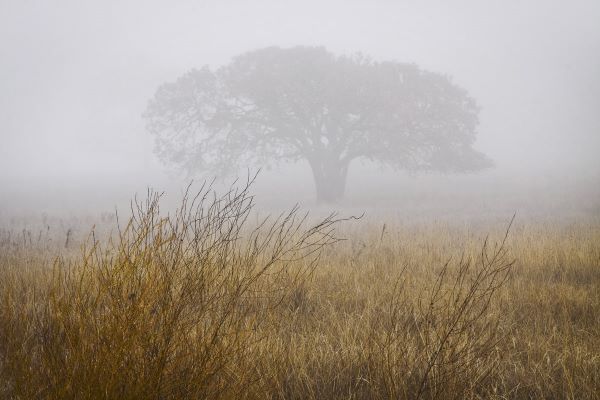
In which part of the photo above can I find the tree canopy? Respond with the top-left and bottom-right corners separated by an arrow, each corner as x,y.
144,46 -> 492,202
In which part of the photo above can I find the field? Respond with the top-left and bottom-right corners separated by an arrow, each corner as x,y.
0,182 -> 599,399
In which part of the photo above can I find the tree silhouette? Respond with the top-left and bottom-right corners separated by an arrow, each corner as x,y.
144,46 -> 492,203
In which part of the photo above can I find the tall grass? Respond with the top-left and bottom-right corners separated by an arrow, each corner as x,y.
0,183 -> 598,399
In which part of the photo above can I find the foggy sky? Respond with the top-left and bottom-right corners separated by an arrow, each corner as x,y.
1,0 -> 599,212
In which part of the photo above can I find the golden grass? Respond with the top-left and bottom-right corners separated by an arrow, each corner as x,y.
0,183 -> 598,399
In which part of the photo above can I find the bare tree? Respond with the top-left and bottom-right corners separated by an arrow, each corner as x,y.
144,46 -> 492,203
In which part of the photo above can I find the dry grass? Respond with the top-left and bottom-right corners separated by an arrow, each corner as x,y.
0,183 -> 598,399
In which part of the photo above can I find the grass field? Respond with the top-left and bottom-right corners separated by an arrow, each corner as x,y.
0,183 -> 598,399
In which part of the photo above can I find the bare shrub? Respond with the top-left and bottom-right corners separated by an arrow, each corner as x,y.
368,218 -> 515,399
0,178 -> 346,399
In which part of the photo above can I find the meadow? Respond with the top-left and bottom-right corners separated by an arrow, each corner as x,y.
0,181 -> 598,399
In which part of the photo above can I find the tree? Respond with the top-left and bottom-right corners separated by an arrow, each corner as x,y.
144,46 -> 492,203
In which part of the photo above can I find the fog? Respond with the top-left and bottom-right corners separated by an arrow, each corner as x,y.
1,0 -> 599,217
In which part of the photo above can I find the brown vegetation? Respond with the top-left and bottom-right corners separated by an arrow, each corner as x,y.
0,183 -> 598,399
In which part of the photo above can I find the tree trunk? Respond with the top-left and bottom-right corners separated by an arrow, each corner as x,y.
308,157 -> 349,204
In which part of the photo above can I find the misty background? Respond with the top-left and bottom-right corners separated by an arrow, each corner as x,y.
1,0 -> 599,217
